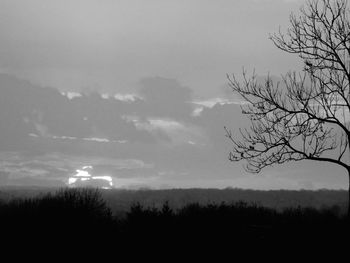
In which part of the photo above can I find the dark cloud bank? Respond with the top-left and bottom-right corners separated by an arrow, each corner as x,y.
0,73 -> 346,189
0,73 -> 249,188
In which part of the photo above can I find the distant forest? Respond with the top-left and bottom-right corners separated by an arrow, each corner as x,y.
0,187 -> 347,217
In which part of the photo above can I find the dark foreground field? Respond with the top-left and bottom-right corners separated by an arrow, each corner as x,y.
0,188 -> 348,256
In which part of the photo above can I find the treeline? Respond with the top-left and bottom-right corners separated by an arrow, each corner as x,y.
1,186 -> 346,216
101,188 -> 347,216
0,188 -> 347,252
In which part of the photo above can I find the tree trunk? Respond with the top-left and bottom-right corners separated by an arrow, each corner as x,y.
348,170 -> 350,220
348,169 -> 350,220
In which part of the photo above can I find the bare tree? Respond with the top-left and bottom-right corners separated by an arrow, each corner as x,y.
226,0 -> 350,215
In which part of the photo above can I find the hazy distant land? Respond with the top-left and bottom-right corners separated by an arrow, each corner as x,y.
0,187 -> 346,217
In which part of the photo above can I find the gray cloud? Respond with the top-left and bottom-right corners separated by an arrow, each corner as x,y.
0,72 -> 347,189
137,77 -> 194,120
0,151 -> 155,187
0,0 -> 346,190
0,74 -> 157,148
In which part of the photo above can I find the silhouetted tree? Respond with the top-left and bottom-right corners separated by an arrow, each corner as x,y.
226,0 -> 350,215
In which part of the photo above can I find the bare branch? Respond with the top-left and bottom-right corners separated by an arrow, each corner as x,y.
227,0 -> 350,214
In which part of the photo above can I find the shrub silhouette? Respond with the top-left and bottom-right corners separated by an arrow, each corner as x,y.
119,200 -> 347,248
0,188 -> 113,237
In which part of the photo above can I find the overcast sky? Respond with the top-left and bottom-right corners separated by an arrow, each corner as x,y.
0,0 -> 347,190
0,0 -> 303,96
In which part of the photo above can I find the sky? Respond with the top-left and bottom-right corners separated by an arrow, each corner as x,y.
0,0 -> 348,189
0,0 -> 303,95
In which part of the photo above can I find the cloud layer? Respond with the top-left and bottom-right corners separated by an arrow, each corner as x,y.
0,73 -> 347,189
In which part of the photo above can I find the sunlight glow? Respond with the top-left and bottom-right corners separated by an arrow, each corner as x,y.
75,169 -> 91,177
114,93 -> 141,102
67,165 -> 114,189
192,107 -> 204,117
68,177 -> 78,184
61,92 -> 82,100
